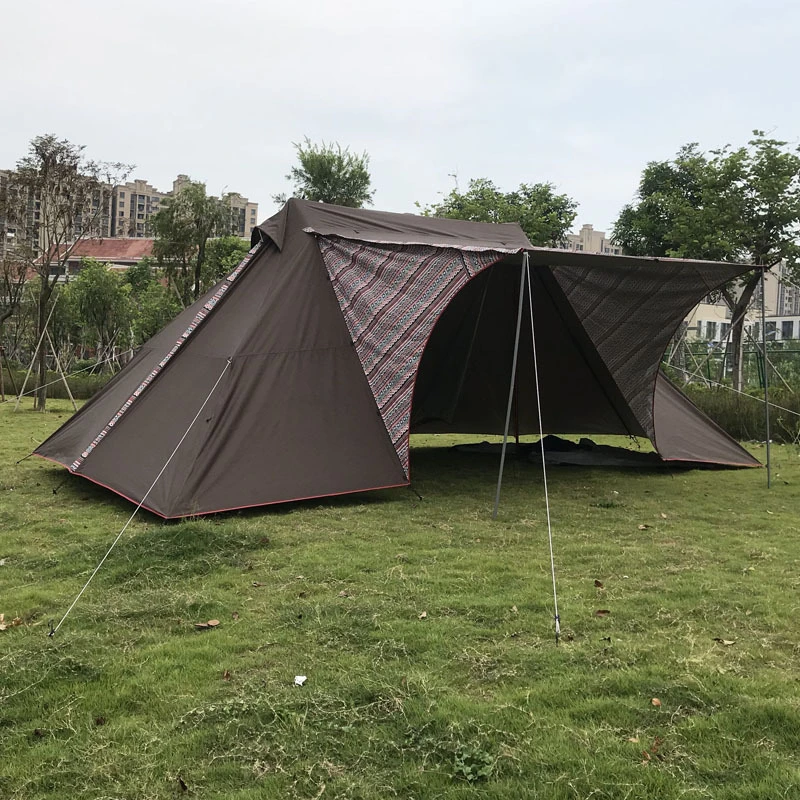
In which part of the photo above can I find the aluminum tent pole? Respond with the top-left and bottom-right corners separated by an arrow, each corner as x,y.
492,257 -> 527,519
760,266 -> 771,488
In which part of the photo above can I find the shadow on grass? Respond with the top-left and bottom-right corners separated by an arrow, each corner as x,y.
39,440 -> 709,529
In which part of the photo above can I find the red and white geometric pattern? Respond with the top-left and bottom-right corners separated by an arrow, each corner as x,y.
318,237 -> 502,474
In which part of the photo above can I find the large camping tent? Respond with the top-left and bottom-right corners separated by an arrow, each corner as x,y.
35,199 -> 759,518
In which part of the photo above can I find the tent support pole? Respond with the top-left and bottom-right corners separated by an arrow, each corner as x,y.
492,259 -> 526,519
525,257 -> 561,644
760,266 -> 771,488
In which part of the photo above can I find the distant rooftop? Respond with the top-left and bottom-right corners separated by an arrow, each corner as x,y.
63,238 -> 154,263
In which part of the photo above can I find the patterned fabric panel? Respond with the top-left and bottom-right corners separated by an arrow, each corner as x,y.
318,237 -> 503,474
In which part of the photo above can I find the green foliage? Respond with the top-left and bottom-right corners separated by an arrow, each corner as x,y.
70,260 -> 132,363
680,383 -> 800,443
615,132 -> 800,390
452,743 -> 496,782
132,281 -> 181,345
275,137 -> 374,208
203,236 -> 250,286
123,257 -> 156,297
151,180 -> 232,304
1,134 -> 133,409
3,404 -> 800,798
613,132 -> 800,268
1,365 -> 110,399
421,178 -> 578,246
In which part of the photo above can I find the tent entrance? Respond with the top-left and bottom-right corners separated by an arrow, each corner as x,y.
410,258 -> 646,440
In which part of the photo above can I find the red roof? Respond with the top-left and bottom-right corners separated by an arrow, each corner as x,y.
63,238 -> 154,263
29,238 -> 156,280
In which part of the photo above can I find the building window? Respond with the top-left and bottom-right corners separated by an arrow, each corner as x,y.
720,322 -> 730,339
766,321 -> 777,341
119,192 -> 125,198
782,320 -> 793,340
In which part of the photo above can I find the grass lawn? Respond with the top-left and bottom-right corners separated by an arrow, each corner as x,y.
1,400 -> 799,799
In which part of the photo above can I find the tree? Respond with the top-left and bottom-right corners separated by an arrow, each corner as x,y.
420,178 -> 578,247
124,256 -> 157,297
132,281 -> 182,346
121,255 -> 180,346
0,240 -> 29,355
274,138 -> 374,208
613,132 -> 800,390
151,180 -> 231,304
70,260 -> 133,370
0,135 -> 132,409
203,236 -> 250,286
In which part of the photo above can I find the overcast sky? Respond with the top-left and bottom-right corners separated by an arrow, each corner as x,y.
2,0 -> 797,232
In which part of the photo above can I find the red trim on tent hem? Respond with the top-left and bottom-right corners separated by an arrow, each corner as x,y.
33,453 -> 169,517
171,482 -> 411,518
32,453 -> 410,519
660,455 -> 762,468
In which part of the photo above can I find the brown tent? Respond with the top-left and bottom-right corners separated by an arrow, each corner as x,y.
35,199 -> 759,518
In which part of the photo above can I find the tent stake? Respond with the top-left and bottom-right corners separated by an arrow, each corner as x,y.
492,260 -> 526,519
760,267 -> 771,488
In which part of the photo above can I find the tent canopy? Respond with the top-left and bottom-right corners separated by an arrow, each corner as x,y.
35,199 -> 759,518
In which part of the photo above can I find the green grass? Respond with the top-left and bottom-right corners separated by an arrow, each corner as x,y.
1,401 -> 799,798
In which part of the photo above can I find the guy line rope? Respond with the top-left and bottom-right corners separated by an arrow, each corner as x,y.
49,357 -> 233,637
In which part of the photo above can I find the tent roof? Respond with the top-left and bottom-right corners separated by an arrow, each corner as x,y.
258,200 -> 758,288
255,198 -> 533,252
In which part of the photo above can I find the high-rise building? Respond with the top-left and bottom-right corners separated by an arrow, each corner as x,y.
560,223 -> 623,255
111,178 -> 165,238
109,174 -> 259,239
227,192 -> 259,239
0,169 -> 113,259
3,164 -> 260,250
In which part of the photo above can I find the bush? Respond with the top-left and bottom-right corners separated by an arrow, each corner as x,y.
681,384 -> 800,443
0,366 -> 112,402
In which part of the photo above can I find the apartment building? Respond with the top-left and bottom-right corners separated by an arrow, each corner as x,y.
2,166 -> 260,253
111,174 -> 259,239
560,223 -> 623,255
689,265 -> 800,342
1,169 -> 113,259
111,178 -> 164,238
227,192 -> 259,239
